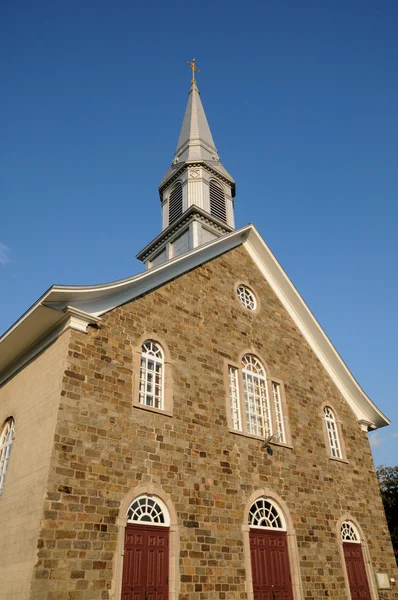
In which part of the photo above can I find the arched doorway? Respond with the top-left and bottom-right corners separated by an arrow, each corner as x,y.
341,521 -> 371,600
122,495 -> 170,600
248,497 -> 294,600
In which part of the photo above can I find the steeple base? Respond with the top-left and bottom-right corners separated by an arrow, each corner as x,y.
136,205 -> 233,269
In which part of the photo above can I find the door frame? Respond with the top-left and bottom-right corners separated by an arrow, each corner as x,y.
336,516 -> 378,600
112,484 -> 180,600
243,489 -> 303,600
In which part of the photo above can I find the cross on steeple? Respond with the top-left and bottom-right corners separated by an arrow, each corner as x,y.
187,58 -> 199,83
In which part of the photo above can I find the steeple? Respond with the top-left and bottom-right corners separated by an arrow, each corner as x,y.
137,61 -> 236,269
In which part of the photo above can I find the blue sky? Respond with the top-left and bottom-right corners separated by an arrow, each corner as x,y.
1,1 -> 397,466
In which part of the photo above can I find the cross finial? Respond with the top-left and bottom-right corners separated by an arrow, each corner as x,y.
187,58 -> 199,84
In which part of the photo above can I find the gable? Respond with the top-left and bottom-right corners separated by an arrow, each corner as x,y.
0,225 -> 388,430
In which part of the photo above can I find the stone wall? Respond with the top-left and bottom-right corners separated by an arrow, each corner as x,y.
0,332 -> 70,600
29,246 -> 397,599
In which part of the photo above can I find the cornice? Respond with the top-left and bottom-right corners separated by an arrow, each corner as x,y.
136,205 -> 233,262
159,161 -> 235,197
0,306 -> 100,386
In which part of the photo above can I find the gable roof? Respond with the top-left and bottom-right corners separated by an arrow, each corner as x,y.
0,225 -> 389,430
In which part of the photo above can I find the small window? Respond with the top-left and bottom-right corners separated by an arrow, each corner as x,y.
209,180 -> 227,223
324,406 -> 342,459
169,182 -> 183,225
127,495 -> 168,525
139,341 -> 164,409
248,498 -> 285,529
272,382 -> 286,444
341,521 -> 360,542
228,366 -> 242,431
237,285 -> 256,310
0,417 -> 15,498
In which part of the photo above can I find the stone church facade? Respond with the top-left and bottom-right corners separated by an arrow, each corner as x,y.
0,72 -> 397,600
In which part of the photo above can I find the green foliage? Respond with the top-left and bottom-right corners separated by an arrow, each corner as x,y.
377,465 -> 398,563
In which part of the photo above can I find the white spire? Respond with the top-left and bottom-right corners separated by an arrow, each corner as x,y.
175,81 -> 219,163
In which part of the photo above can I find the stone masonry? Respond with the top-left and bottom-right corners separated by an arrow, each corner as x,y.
25,245 -> 397,599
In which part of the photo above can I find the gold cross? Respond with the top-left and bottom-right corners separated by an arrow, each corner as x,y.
187,58 -> 199,83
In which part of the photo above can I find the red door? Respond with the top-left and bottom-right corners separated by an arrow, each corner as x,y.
122,524 -> 169,600
343,542 -> 371,599
250,529 -> 293,600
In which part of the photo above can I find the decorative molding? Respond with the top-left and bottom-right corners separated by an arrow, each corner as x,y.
136,205 -> 233,262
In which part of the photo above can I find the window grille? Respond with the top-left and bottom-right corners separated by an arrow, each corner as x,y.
341,522 -> 360,542
169,182 -> 183,225
0,418 -> 15,498
242,355 -> 271,437
127,495 -> 166,525
209,180 -> 227,223
272,382 -> 286,444
228,366 -> 242,431
237,285 -> 256,310
248,498 -> 284,529
324,406 -> 342,458
139,341 -> 164,409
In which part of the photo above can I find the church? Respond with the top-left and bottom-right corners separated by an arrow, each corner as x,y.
0,62 -> 397,600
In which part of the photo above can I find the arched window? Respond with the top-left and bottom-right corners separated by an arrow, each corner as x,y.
127,495 -> 169,526
139,341 -> 164,409
228,355 -> 287,443
242,355 -> 271,437
169,182 -> 183,225
209,180 -> 227,223
248,497 -> 285,529
0,417 -> 15,498
323,406 -> 342,458
341,521 -> 360,542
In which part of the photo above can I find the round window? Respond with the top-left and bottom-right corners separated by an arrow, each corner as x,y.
237,285 -> 256,310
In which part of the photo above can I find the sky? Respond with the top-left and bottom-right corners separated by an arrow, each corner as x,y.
1,1 -> 397,466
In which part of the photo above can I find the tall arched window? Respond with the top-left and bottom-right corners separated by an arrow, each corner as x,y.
228,355 -> 287,443
139,341 -> 164,409
323,406 -> 342,458
168,182 -> 183,225
242,355 -> 271,437
209,180 -> 227,223
0,417 -> 15,498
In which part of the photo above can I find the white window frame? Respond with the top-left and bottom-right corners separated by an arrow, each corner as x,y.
242,354 -> 272,438
227,356 -> 289,445
0,417 -> 15,498
236,285 -> 257,311
248,497 -> 286,530
139,341 -> 165,410
324,406 -> 342,459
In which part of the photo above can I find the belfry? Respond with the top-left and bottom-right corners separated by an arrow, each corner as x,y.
137,59 -> 236,268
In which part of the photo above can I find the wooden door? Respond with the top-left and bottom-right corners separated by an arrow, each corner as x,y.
343,542 -> 371,599
250,529 -> 293,600
122,524 -> 169,600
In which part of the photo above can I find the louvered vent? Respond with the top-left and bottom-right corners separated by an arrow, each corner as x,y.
169,182 -> 183,225
209,181 -> 227,223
